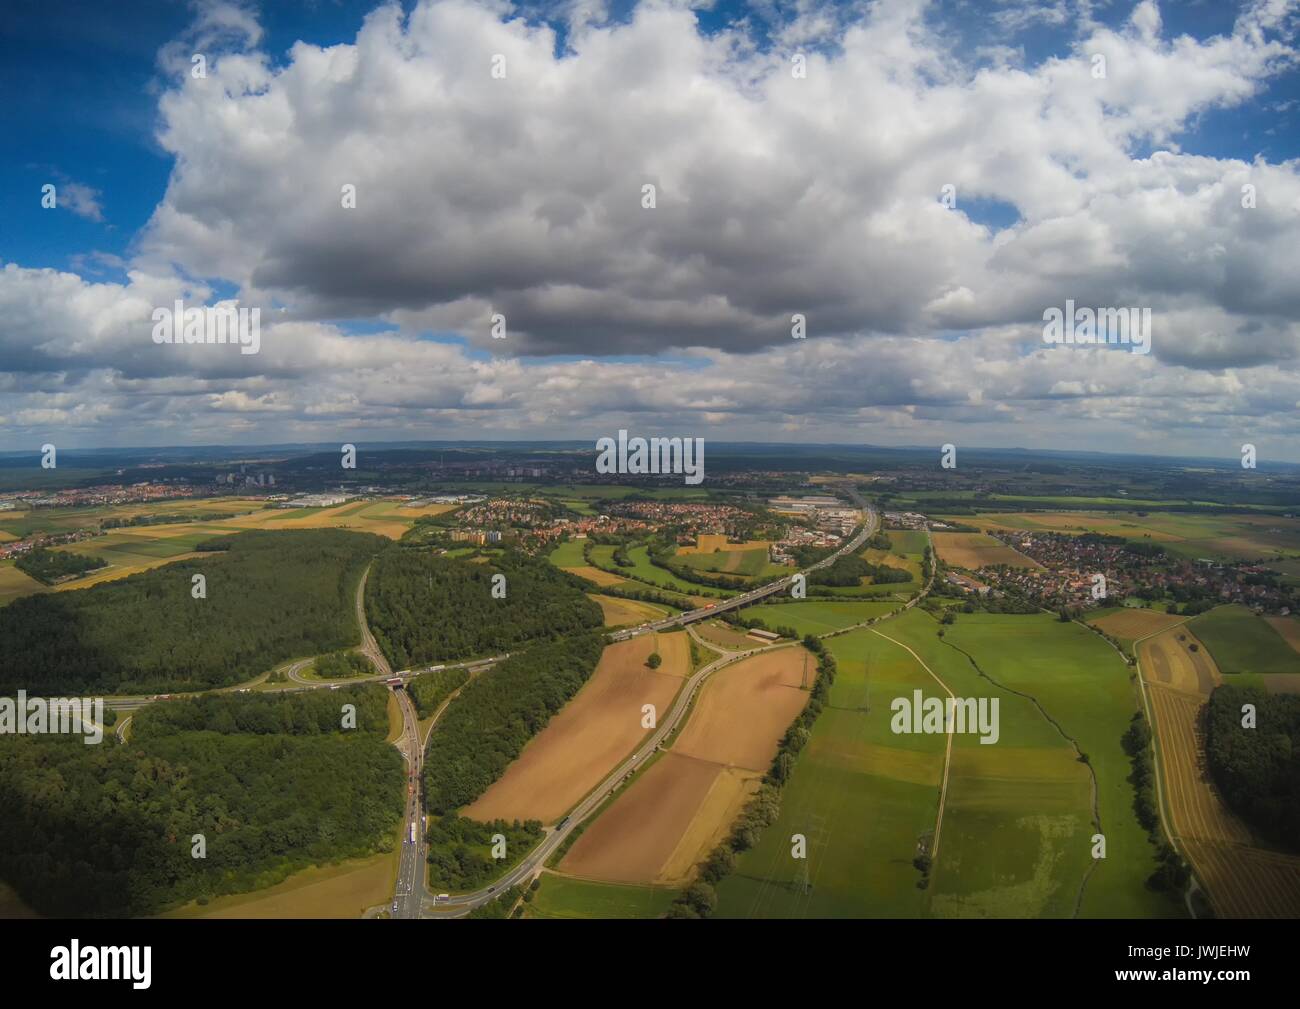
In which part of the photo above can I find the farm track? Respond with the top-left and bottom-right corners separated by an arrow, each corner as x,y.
868,628 -> 955,866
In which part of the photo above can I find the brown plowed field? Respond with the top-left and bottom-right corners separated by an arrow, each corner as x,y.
462,633 -> 688,825
1263,615 -> 1300,654
1183,841 -> 1300,918
1141,627 -> 1300,917
560,752 -> 726,883
558,648 -> 812,884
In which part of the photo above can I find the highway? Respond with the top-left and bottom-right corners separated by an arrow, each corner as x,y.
87,488 -> 878,919
391,684 -> 426,920
430,491 -> 877,915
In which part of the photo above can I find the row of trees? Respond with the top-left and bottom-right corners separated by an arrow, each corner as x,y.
0,529 -> 384,695
808,553 -> 908,587
129,683 -> 391,741
365,549 -> 602,668
0,683 -> 403,917
1120,709 -> 1193,894
422,634 -> 606,814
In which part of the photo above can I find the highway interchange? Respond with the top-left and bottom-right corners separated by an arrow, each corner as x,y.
100,487 -> 879,919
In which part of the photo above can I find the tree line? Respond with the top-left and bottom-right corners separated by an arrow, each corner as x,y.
425,816 -> 542,890
407,666 -> 471,719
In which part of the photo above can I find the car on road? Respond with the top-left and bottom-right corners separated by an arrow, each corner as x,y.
435,893 -> 449,902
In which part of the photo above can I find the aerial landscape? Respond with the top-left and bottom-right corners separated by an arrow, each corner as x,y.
1,0 -> 1298,974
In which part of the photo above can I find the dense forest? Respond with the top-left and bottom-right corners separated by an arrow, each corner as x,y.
365,549 -> 602,668
1206,684 -> 1300,850
407,666 -> 471,719
14,546 -> 106,584
422,634 -> 606,814
0,684 -> 403,917
0,529 -> 384,694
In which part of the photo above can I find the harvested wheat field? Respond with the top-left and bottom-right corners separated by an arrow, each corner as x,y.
1140,626 -> 1300,917
1088,608 -> 1185,642
589,593 -> 667,627
1139,627 -> 1219,695
678,535 -> 769,555
567,565 -> 629,587
559,647 -> 812,885
462,633 -> 689,825
674,647 -> 814,771
931,532 -> 1040,570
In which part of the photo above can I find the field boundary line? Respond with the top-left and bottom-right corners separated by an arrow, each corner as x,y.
935,628 -> 1102,918
869,627 -> 954,866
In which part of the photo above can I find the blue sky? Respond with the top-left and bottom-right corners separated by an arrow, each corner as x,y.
5,0 -> 1295,277
3,0 -> 1300,456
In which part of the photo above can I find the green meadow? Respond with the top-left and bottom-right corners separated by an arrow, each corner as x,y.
525,874 -> 678,919
1190,605 -> 1300,674
718,608 -> 1175,918
716,623 -> 944,918
936,612 -> 1177,918
740,599 -> 900,637
882,611 -> 1094,919
546,539 -> 588,568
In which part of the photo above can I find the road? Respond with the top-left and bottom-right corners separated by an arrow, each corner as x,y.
355,564 -> 393,678
390,684 -> 426,920
430,491 -> 877,914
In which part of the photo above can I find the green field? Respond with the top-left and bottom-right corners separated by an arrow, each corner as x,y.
937,613 -> 1177,918
525,874 -> 678,919
717,608 -> 1175,918
882,612 -> 1095,919
715,622 -> 943,918
547,539 -> 588,568
591,544 -> 729,598
1189,605 -> 1300,674
740,599 -> 900,636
